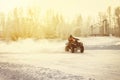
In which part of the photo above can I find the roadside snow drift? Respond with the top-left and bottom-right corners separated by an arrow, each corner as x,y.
0,62 -> 84,80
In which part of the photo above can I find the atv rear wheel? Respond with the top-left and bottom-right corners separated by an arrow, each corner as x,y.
71,47 -> 75,53
80,45 -> 84,53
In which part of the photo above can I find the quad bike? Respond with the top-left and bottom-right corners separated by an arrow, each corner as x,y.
65,39 -> 84,53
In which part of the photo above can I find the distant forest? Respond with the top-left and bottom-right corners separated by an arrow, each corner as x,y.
0,6 -> 120,41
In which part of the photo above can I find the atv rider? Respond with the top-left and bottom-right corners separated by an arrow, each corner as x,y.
68,35 -> 79,46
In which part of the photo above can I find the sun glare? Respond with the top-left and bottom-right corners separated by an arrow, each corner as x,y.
0,0 -> 120,19
0,0 -> 17,14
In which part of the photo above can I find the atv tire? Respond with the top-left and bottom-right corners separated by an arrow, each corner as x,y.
80,45 -> 84,53
71,47 -> 75,53
65,46 -> 69,51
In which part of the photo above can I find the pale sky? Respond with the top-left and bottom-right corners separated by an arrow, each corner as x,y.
0,0 -> 120,20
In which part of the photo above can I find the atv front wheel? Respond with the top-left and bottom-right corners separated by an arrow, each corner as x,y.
65,46 -> 69,51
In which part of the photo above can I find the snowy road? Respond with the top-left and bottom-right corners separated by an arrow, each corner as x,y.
0,37 -> 120,80
0,50 -> 120,80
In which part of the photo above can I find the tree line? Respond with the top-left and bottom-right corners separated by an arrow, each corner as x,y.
0,6 -> 120,41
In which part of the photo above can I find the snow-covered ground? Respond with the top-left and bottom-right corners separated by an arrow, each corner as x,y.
0,37 -> 120,80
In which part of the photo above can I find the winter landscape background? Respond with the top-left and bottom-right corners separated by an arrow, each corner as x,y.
0,0 -> 120,80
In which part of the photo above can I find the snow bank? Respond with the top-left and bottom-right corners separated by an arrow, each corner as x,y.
0,39 -> 65,53
0,62 -> 84,80
80,36 -> 120,45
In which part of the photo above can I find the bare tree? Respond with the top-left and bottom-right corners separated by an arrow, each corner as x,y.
0,12 -> 5,38
115,7 -> 120,37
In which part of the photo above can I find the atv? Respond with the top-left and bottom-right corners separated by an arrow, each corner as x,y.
65,39 -> 84,53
